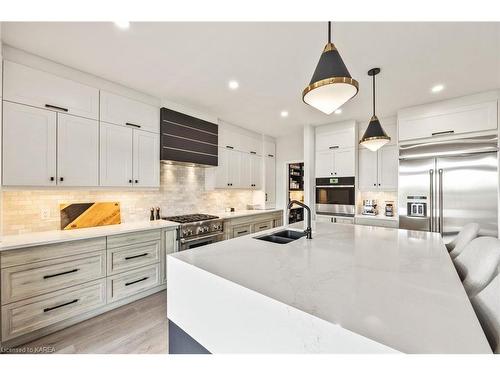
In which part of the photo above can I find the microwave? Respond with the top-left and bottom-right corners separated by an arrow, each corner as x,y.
315,177 -> 355,216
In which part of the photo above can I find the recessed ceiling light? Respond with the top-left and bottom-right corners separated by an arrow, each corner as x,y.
228,80 -> 239,90
280,111 -> 289,118
114,21 -> 130,29
334,109 -> 342,114
431,84 -> 445,93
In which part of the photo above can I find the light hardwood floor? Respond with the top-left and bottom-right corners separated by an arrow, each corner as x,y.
17,291 -> 168,354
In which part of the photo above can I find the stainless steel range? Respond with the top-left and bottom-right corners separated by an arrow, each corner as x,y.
162,214 -> 224,251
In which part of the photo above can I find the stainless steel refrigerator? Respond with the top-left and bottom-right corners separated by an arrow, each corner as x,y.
399,135 -> 498,240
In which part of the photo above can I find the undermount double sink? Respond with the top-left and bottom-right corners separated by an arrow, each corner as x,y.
255,229 -> 307,244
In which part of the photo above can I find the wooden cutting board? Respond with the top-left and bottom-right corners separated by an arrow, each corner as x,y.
60,202 -> 121,230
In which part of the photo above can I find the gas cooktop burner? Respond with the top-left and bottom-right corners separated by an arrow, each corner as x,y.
162,214 -> 219,224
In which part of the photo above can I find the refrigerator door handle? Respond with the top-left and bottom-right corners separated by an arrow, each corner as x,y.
439,169 -> 444,234
429,169 -> 434,232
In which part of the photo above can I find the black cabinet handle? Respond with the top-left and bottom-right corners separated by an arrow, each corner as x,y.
267,154 -> 274,157
237,230 -> 248,235
43,268 -> 79,279
44,299 -> 79,313
60,177 -> 64,182
225,145 -> 234,149
45,104 -> 68,112
125,253 -> 149,261
135,179 -> 139,184
373,183 -> 376,186
129,179 -> 133,184
432,130 -> 454,136
125,277 -> 149,286
50,177 -> 55,181
259,226 -> 267,229
250,151 -> 257,154
329,145 -> 339,149
125,122 -> 141,128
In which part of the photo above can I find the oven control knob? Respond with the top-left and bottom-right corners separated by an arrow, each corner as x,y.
187,229 -> 193,236
213,224 -> 219,230
203,226 -> 210,233
197,227 -> 204,234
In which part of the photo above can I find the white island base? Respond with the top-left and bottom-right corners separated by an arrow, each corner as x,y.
167,222 -> 491,354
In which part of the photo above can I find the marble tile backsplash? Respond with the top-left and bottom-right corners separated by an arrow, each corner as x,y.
1,164 -> 254,235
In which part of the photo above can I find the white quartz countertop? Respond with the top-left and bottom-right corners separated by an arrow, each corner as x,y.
170,222 -> 491,353
0,220 -> 179,252
208,208 -> 282,220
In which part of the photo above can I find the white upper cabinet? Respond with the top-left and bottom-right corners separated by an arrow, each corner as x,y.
398,91 -> 498,142
3,61 -> 99,120
57,114 -> 99,186
100,91 -> 159,134
209,147 -> 242,188
265,154 -> 276,205
218,121 -> 263,154
250,154 -> 262,189
133,130 -> 160,187
100,122 -> 134,187
315,121 -> 356,178
264,140 -> 276,157
377,145 -> 398,190
358,145 -> 398,191
3,101 -> 57,186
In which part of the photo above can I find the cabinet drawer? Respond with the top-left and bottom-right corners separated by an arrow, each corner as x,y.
253,220 -> 273,233
1,251 -> 106,305
108,240 -> 160,275
1,237 -> 106,269
355,217 -> 398,228
3,61 -> 99,120
107,264 -> 160,303
107,229 -> 161,249
232,224 -> 252,238
1,279 -> 106,341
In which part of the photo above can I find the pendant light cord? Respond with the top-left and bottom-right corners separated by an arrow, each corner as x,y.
328,21 -> 331,43
372,73 -> 376,116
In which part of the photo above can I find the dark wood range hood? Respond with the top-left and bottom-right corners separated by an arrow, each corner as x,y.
160,107 -> 218,167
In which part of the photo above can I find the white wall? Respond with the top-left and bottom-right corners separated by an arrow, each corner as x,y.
275,130 -> 304,214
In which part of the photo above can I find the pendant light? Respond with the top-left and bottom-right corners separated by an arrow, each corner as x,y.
302,22 -> 359,115
359,68 -> 390,152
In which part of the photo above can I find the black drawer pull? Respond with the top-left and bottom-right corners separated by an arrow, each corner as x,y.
267,154 -> 274,157
432,130 -> 454,136
237,230 -> 248,235
125,277 -> 149,286
259,226 -> 268,229
225,145 -> 234,149
250,151 -> 257,154
44,299 -> 79,313
43,268 -> 79,279
45,104 -> 68,112
125,122 -> 141,128
329,145 -> 339,149
125,253 -> 149,261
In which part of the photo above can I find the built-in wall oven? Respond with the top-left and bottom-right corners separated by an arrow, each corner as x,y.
315,177 -> 355,216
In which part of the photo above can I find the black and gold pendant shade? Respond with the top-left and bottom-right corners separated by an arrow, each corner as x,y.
302,22 -> 359,114
360,68 -> 390,152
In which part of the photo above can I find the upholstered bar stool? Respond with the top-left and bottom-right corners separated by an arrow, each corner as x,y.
471,274 -> 500,353
446,223 -> 480,259
453,237 -> 500,298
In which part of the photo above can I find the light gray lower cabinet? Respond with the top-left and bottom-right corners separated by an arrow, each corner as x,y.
0,227 -> 177,346
224,211 -> 283,240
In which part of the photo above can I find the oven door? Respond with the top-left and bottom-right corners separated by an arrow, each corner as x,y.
179,232 -> 224,251
315,185 -> 355,215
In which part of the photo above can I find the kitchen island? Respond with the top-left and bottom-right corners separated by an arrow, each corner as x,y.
167,222 -> 491,354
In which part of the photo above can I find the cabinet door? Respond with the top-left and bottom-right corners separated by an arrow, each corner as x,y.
264,140 -> 276,157
57,114 -> 99,186
251,154 -> 262,189
315,215 -> 333,223
315,150 -> 334,177
3,102 -> 57,186
228,150 -> 242,188
377,145 -> 398,190
265,155 -> 276,204
333,147 -> 355,177
100,122 -> 133,187
214,147 -> 230,188
3,61 -> 99,120
100,91 -> 159,133
240,153 -> 252,188
358,148 -> 378,190
133,130 -> 160,187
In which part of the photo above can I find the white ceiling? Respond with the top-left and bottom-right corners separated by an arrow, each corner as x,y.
2,22 -> 500,137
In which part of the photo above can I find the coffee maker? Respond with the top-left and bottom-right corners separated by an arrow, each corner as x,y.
362,200 -> 378,216
385,201 -> 395,217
